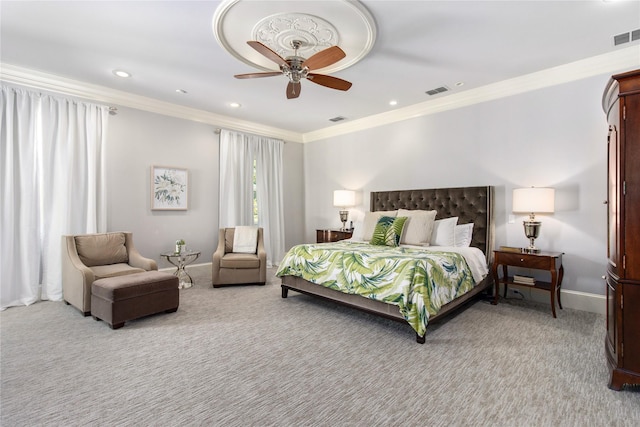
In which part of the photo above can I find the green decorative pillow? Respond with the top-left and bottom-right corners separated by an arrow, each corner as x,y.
370,216 -> 408,247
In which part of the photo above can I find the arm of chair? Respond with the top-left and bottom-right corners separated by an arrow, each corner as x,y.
61,235 -> 95,314
124,232 -> 157,271
257,228 -> 267,283
212,228 -> 226,284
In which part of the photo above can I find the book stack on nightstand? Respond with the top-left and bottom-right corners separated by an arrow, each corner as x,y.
513,275 -> 535,286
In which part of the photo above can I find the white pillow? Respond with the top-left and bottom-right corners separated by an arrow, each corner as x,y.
349,220 -> 364,241
454,223 -> 474,247
430,217 -> 458,246
361,210 -> 397,242
398,209 -> 437,246
233,226 -> 258,253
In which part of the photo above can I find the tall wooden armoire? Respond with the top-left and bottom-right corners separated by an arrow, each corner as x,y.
603,69 -> 640,391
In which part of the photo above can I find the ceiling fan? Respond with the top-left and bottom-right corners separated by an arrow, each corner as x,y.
234,40 -> 353,99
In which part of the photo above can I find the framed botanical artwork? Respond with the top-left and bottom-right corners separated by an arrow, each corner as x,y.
151,166 -> 188,210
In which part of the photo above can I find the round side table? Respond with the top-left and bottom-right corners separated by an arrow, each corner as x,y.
160,250 -> 201,289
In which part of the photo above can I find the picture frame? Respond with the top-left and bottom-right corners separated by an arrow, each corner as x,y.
151,166 -> 188,210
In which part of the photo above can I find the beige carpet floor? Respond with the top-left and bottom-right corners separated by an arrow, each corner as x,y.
1,265 -> 639,426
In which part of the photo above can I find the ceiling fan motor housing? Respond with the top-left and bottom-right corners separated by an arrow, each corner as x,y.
282,57 -> 308,83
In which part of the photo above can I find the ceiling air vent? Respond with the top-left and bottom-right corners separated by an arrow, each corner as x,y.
614,29 -> 640,46
614,32 -> 630,46
425,86 -> 449,96
329,116 -> 346,122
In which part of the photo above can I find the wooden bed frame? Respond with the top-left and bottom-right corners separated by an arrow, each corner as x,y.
281,186 -> 495,343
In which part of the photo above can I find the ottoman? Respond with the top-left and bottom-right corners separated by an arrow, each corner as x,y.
91,271 -> 179,329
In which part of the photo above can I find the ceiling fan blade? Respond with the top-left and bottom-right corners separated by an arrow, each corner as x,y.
307,74 -> 352,91
247,41 -> 287,67
302,46 -> 346,70
234,72 -> 282,79
286,82 -> 301,99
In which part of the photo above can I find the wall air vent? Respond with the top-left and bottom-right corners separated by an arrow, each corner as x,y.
329,116 -> 346,122
425,86 -> 449,96
632,29 -> 640,41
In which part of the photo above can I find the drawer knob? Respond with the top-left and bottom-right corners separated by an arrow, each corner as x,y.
520,258 -> 524,262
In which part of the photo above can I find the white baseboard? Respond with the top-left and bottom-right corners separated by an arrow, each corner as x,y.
167,264 -> 606,315
500,284 -> 605,315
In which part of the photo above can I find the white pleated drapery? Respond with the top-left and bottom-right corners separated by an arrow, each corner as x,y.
219,129 -> 285,266
0,86 -> 108,309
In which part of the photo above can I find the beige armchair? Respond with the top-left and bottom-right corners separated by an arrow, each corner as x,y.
212,227 -> 266,287
61,232 -> 157,316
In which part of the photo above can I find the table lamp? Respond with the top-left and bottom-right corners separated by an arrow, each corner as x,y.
512,187 -> 555,253
333,190 -> 356,231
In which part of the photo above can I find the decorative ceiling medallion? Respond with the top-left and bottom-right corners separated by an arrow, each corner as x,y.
253,13 -> 339,58
213,0 -> 376,73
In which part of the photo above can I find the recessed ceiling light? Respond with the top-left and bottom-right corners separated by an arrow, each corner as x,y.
229,102 -> 241,108
112,69 -> 131,78
455,82 -> 465,87
175,89 -> 187,94
389,100 -> 398,106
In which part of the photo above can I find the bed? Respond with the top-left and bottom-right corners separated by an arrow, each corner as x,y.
278,186 -> 495,343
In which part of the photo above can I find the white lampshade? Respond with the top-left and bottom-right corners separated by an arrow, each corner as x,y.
333,190 -> 356,208
512,187 -> 555,213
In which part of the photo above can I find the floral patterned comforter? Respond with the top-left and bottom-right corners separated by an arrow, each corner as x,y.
276,241 -> 477,337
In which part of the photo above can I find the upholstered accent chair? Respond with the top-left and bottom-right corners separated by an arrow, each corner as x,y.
212,227 -> 266,287
61,232 -> 157,316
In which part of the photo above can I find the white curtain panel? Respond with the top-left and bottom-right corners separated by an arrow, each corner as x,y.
219,130 -> 254,226
0,87 -> 42,308
219,130 -> 285,266
255,136 -> 285,266
0,86 -> 108,309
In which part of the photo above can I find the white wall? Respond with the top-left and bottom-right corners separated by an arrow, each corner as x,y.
107,107 -> 219,268
106,106 -> 305,268
303,74 -> 611,296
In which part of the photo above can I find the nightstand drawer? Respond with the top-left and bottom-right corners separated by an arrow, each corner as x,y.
497,252 -> 553,269
316,229 -> 353,243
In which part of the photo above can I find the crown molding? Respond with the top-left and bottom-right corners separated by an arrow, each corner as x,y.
0,63 -> 303,143
302,45 -> 640,143
2,45 -> 638,145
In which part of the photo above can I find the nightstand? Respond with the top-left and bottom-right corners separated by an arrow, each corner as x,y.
316,229 -> 353,243
491,249 -> 564,318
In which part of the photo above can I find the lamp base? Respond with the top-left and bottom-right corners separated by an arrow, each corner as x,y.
339,210 -> 349,232
523,220 -> 542,254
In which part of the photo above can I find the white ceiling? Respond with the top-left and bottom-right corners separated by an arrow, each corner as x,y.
1,0 -> 639,138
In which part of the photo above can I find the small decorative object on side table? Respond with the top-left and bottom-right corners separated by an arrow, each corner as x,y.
161,250 -> 201,289
491,248 -> 564,317
316,229 -> 353,243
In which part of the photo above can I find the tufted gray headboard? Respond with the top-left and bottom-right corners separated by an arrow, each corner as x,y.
370,186 -> 495,262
